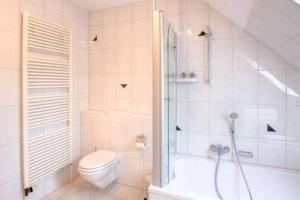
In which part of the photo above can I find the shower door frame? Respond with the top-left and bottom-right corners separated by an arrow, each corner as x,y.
152,10 -> 177,187
153,10 -> 165,187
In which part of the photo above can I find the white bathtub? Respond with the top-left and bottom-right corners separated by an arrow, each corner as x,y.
149,156 -> 300,200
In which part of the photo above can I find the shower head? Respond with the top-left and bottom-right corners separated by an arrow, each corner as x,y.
229,112 -> 239,120
198,26 -> 212,37
198,29 -> 212,37
198,31 -> 207,36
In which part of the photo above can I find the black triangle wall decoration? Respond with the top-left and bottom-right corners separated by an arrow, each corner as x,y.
92,36 -> 98,41
267,124 -> 276,132
120,84 -> 127,88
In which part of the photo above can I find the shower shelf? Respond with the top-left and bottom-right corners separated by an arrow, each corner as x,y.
175,78 -> 198,83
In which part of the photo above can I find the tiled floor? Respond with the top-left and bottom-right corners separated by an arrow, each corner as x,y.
44,177 -> 146,200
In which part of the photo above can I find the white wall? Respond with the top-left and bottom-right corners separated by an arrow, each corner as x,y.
204,0 -> 300,72
156,0 -> 300,170
81,0 -> 152,189
0,0 -> 89,199
0,0 -> 22,199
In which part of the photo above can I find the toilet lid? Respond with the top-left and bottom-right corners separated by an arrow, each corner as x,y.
79,150 -> 117,170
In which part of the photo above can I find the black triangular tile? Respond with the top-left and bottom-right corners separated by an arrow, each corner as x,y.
267,124 -> 276,132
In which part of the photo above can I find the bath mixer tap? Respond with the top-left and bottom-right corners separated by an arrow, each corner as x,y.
210,144 -> 230,155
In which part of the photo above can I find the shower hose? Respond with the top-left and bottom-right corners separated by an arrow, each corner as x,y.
214,135 -> 253,200
231,134 -> 253,200
214,153 -> 223,200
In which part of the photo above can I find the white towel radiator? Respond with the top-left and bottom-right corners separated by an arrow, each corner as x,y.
22,13 -> 72,197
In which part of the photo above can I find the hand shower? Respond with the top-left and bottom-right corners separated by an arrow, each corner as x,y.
229,112 -> 238,134
229,113 -> 253,200
229,112 -> 239,120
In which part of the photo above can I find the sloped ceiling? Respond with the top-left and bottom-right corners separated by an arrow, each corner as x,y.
204,0 -> 300,70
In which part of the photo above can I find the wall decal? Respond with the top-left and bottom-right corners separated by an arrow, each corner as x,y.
267,124 -> 276,132
92,36 -> 98,41
120,84 -> 127,88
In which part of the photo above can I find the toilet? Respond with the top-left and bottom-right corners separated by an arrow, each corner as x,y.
78,150 -> 122,188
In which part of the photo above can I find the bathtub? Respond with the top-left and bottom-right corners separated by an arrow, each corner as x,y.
149,156 -> 300,200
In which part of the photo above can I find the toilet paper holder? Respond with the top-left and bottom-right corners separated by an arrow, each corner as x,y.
135,135 -> 148,150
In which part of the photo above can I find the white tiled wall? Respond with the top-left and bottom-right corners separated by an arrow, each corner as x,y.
0,1 -> 22,199
0,0 -> 89,199
81,110 -> 152,189
82,0 -> 152,189
201,0 -> 300,73
88,0 -> 152,112
157,0 -> 300,171
245,0 -> 300,72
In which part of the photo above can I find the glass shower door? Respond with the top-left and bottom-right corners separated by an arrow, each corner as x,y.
153,10 -> 177,186
164,23 -> 177,184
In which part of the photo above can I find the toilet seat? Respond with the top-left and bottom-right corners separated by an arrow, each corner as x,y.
79,150 -> 117,172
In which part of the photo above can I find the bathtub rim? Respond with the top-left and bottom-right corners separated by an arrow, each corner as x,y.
149,184 -> 219,200
149,155 -> 300,200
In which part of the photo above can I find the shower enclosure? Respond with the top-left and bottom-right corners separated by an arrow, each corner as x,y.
152,10 -> 177,187
151,6 -> 300,200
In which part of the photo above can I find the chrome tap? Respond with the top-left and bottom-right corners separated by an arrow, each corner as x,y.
210,144 -> 230,155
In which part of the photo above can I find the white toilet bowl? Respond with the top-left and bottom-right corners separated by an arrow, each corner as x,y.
78,150 -> 121,188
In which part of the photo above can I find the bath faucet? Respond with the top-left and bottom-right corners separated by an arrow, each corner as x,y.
210,144 -> 230,200
210,144 -> 230,155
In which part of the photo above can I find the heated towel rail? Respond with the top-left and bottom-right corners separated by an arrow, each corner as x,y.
22,13 -> 72,196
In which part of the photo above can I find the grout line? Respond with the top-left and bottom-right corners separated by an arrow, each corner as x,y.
0,175 -> 21,186
263,0 -> 300,30
230,11 -> 234,161
285,63 -> 288,168
0,104 -> 20,109
0,140 -> 20,149
257,36 -> 261,165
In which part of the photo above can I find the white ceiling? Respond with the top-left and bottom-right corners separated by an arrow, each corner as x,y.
204,0 -> 300,70
68,0 -> 144,10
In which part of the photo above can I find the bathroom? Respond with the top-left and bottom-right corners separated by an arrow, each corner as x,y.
0,0 -> 300,199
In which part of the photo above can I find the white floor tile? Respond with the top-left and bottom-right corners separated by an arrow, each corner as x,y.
47,177 -> 144,200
